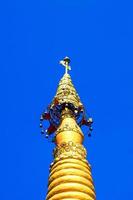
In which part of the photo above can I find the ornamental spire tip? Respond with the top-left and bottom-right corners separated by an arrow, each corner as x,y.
40,57 -> 93,140
59,56 -> 71,74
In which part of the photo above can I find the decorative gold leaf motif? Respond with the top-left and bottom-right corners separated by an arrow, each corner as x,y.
53,141 -> 87,160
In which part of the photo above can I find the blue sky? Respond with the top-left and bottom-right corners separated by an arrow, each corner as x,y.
1,0 -> 133,199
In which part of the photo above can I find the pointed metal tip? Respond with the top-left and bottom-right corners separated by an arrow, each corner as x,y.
63,56 -> 71,64
59,56 -> 71,74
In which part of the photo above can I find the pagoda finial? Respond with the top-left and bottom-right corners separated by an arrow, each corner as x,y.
59,56 -> 71,74
40,59 -> 93,139
40,58 -> 96,200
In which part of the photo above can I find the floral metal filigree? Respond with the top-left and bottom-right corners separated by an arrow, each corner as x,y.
53,141 -> 87,160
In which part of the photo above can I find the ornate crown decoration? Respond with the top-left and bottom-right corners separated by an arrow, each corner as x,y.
40,57 -> 93,140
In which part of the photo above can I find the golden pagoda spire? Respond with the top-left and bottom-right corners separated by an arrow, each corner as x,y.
40,57 -> 96,200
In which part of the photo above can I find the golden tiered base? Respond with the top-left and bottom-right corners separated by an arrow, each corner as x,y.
46,109 -> 96,200
46,157 -> 95,200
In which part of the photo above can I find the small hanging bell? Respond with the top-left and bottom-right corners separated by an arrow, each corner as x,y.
40,115 -> 43,121
88,132 -> 91,137
45,134 -> 49,138
41,129 -> 44,134
40,123 -> 43,128
89,127 -> 93,131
